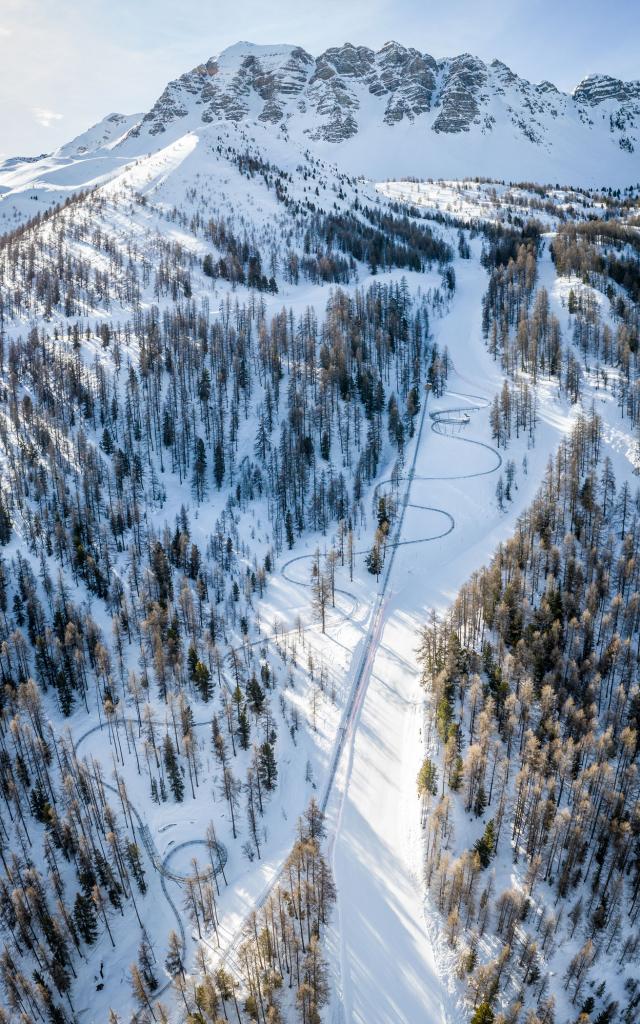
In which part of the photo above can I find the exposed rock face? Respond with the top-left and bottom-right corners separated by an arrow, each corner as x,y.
134,66 -> 212,136
572,74 -> 640,156
432,54 -> 487,133
574,74 -> 640,105
122,40 -> 640,162
376,42 -> 438,124
306,44 -> 374,140
202,46 -> 315,125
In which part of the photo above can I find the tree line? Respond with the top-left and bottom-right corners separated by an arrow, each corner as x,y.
417,413 -> 640,1024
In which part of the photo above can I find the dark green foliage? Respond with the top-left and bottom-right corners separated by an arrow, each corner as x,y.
237,707 -> 251,750
320,430 -> 330,460
258,741 -> 277,790
214,440 -> 225,489
594,1003 -> 619,1024
285,510 -> 295,549
449,755 -> 463,792
192,436 -> 207,501
163,734 -> 184,802
307,205 -> 452,276
189,646 -> 212,701
100,427 -> 114,454
470,1003 -> 495,1024
417,757 -> 438,798
474,819 -> 496,868
473,783 -> 487,818
247,674 -> 265,716
436,678 -> 455,744
126,842 -> 147,895
74,891 -> 98,945
30,779 -> 53,825
150,541 -> 173,605
365,539 -> 383,577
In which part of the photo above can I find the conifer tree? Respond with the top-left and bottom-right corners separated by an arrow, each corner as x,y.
258,741 -> 278,791
470,1003 -> 494,1024
163,735 -> 184,802
474,820 -> 496,869
73,892 -> 98,946
164,930 -> 184,980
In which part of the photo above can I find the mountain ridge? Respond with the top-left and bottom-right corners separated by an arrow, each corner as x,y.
0,39 -> 638,233
125,40 -> 640,146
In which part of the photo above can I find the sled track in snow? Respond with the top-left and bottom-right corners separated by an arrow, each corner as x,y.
70,387 -> 502,1003
72,723 -> 227,987
73,723 -> 230,890
318,391 -> 503,828
324,388 -> 501,1022
214,387 -> 503,986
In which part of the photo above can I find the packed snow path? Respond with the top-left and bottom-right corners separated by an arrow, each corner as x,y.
71,383 -> 501,1020
72,721 -> 229,988
326,390 -> 502,1024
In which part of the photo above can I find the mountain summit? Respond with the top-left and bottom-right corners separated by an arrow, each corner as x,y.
121,40 -> 640,178
1,40 -> 639,230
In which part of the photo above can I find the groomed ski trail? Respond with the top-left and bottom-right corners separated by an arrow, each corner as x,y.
326,387 -> 501,1024
70,380 -> 501,1018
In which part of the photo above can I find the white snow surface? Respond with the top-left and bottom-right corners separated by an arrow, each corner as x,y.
321,245 -> 573,1023
2,40 -> 640,232
1,69 -> 639,1021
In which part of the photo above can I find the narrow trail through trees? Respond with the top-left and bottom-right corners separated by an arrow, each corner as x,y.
326,388 -> 502,1024
70,387 -> 502,1008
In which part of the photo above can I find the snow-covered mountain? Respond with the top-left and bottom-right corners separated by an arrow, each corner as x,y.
0,110 -> 142,231
1,40 -> 638,232
3,33 -> 640,1024
53,110 -> 142,158
89,41 -> 640,184
130,42 -> 640,166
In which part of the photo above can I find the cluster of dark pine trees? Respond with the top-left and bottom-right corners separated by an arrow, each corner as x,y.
0,227 -> 445,714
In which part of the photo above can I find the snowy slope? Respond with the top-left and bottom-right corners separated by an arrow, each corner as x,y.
2,37 -> 640,1024
1,40 -> 639,233
0,103 -> 455,1021
54,111 -> 143,157
110,42 -> 640,186
0,111 -> 142,231
323,244 -> 575,1024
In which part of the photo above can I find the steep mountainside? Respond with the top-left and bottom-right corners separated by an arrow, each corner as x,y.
130,41 -> 640,162
0,40 -> 639,233
2,35 -> 640,1024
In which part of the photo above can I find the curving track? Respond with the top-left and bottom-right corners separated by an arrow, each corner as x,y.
316,390 -> 503,828
70,387 -> 502,1008
73,720 -> 228,890
325,389 -> 503,1023
71,719 -> 227,989
214,387 -> 503,986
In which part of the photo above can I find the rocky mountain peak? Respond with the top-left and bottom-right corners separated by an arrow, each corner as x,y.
432,54 -> 488,134
574,73 -> 640,106
110,40 -> 640,182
